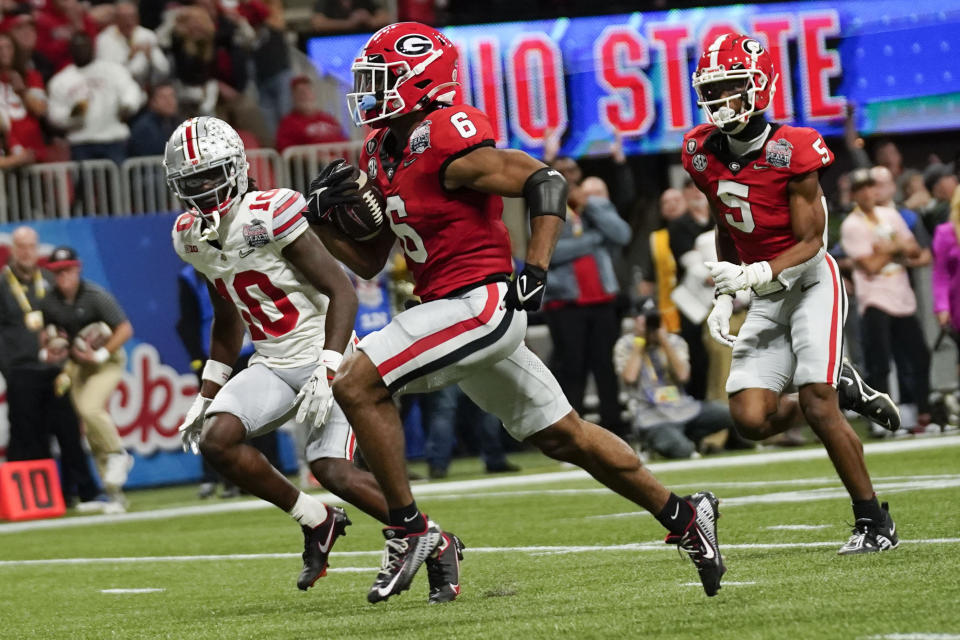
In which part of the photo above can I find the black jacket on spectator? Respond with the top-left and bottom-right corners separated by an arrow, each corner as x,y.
128,110 -> 178,157
40,280 -> 128,340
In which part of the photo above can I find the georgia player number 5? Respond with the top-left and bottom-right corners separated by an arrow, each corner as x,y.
717,180 -> 755,233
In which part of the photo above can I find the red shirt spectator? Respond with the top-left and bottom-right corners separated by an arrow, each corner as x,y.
35,0 -> 98,73
275,75 -> 346,151
0,32 -> 48,161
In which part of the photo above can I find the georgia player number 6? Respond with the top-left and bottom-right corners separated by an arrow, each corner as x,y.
717,180 -> 755,233
386,195 -> 428,263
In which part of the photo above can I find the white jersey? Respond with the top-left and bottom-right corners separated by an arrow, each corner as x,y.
171,188 -> 327,368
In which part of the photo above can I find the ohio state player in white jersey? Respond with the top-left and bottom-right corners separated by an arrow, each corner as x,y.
165,116 -> 423,594
687,33 -> 900,554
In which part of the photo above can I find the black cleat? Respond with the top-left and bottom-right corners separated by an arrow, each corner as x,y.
367,518 -> 443,604
837,359 -> 901,431
838,502 -> 900,555
297,506 -> 351,591
426,530 -> 464,603
665,491 -> 726,597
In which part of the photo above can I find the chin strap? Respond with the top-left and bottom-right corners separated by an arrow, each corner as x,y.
200,209 -> 222,241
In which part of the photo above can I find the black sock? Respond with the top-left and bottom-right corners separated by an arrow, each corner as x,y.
656,493 -> 695,536
388,501 -> 426,533
852,495 -> 882,522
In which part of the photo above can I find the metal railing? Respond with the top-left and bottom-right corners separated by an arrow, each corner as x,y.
282,142 -> 364,196
0,143 -> 364,223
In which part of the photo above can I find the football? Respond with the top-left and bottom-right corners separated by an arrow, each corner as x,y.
332,168 -> 386,241
41,324 -> 70,364
73,321 -> 113,352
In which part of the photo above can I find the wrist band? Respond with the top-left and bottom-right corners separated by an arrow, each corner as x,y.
202,359 -> 233,385
321,350 -> 343,372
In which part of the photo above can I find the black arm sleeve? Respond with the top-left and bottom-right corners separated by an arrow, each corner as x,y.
610,160 -> 637,218
523,167 -> 568,220
176,277 -> 207,363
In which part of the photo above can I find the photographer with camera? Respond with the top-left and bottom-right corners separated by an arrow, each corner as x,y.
613,299 -> 737,459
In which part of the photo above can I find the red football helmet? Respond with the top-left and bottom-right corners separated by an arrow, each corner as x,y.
692,33 -> 777,134
347,22 -> 459,128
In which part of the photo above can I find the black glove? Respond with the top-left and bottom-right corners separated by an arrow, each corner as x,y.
304,159 -> 362,225
504,264 -> 548,312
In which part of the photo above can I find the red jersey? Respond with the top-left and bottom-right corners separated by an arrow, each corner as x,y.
681,123 -> 834,264
361,104 -> 513,301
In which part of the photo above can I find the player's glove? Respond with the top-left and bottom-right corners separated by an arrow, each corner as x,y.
295,364 -> 334,429
707,294 -> 736,347
705,260 -> 772,295
178,395 -> 212,454
304,159 -> 361,225
504,264 -> 548,312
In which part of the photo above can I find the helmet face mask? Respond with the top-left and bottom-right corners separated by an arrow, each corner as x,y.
692,34 -> 776,135
172,162 -> 237,214
346,22 -> 459,128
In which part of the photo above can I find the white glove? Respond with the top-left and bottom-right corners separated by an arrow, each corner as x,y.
178,395 -> 212,454
295,364 -> 334,428
705,260 -> 772,294
707,294 -> 736,347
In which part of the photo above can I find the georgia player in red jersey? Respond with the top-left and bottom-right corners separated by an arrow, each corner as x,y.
306,22 -> 726,602
685,33 -> 901,554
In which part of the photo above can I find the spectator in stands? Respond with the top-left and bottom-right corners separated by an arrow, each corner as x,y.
421,384 -> 520,479
239,0 -> 294,139
40,246 -> 135,512
541,175 -> 632,436
95,0 -> 170,89
0,31 -> 48,160
127,82 -> 179,157
666,179 -> 713,400
274,75 -> 346,152
159,5 -> 217,116
1,228 -> 100,510
922,162 -> 957,235
932,201 -> 960,380
841,169 -> 932,433
0,103 -> 34,168
3,9 -> 55,82
35,0 -> 98,73
613,298 -> 736,459
47,32 -> 144,164
872,165 -> 932,251
638,188 -> 685,336
311,0 -> 390,35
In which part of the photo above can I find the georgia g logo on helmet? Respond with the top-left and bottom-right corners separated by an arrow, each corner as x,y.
742,39 -> 764,58
395,33 -> 434,56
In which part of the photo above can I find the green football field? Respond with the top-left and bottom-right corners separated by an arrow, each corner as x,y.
2,436 -> 959,640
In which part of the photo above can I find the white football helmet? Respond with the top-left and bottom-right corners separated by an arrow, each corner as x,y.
164,117 -> 249,240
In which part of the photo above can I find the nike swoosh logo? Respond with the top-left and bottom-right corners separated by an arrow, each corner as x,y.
239,248 -> 255,258
753,163 -> 771,170
516,275 -> 544,303
403,514 -> 419,523
889,523 -> 895,536
316,522 -> 336,554
670,503 -> 680,520
800,280 -> 820,292
376,569 -> 404,598
697,528 -> 716,560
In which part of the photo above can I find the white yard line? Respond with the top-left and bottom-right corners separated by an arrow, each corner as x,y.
590,477 -> 960,519
2,538 -> 959,568
1,435 -> 957,535
682,581 -> 756,587
100,588 -> 165,594
863,635 -> 960,640
765,525 -> 833,531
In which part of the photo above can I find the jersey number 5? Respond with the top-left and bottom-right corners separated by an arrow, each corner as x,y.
717,180 -> 755,233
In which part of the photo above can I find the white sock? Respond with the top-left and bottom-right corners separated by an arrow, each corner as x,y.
288,492 -> 328,529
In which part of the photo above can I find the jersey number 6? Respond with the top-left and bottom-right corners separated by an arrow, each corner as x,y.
717,180 -> 755,233
386,195 -> 428,263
